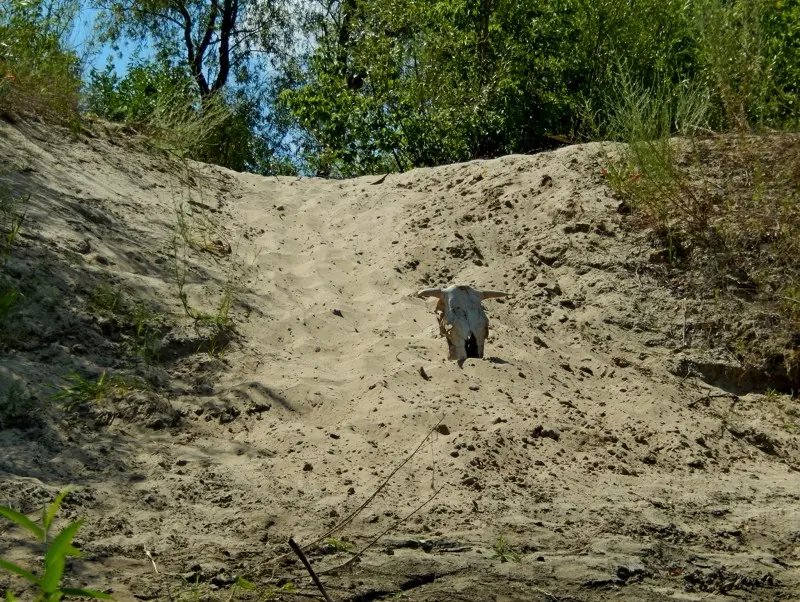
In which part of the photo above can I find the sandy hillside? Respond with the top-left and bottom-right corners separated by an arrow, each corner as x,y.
0,118 -> 798,602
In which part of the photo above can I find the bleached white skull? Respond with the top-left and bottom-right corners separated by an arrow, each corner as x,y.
418,285 -> 508,362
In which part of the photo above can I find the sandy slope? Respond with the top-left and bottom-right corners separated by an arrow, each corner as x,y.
0,119 -> 798,601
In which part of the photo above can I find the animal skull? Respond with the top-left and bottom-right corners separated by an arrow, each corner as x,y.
418,285 -> 508,362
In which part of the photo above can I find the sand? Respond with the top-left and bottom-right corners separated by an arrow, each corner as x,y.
0,118 -> 798,601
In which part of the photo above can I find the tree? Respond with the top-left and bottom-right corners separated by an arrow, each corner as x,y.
94,0 -> 291,100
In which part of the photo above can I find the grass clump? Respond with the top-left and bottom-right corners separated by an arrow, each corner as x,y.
170,197 -> 255,358
0,486 -> 112,601
0,181 -> 27,340
599,70 -> 800,387
51,370 -> 143,412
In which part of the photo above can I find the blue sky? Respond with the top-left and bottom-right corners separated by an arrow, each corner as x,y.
70,6 -> 152,75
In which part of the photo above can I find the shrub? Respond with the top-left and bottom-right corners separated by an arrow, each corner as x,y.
0,0 -> 81,122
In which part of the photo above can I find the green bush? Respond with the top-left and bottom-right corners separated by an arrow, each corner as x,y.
0,0 -> 81,121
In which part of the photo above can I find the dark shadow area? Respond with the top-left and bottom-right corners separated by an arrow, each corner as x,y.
0,119 -> 246,495
670,356 -> 796,395
486,356 -> 510,365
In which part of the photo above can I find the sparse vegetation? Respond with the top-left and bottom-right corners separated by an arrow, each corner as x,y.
491,536 -> 522,563
0,486 -> 112,600
51,370 -> 144,412
323,537 -> 353,553
87,282 -> 163,367
169,576 -> 294,601
0,0 -> 81,122
0,187 -> 27,267
170,194 -> 254,358
0,180 -> 27,339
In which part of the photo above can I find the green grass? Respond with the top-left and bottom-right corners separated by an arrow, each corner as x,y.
595,62 -> 800,387
87,282 -> 163,367
143,89 -> 237,162
0,184 -> 28,267
170,199 -> 254,358
0,487 -> 112,601
323,537 -> 353,553
50,371 -> 143,412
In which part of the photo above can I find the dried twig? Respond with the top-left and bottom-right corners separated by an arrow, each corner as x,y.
261,415 -> 446,568
688,391 -> 738,408
288,537 -> 334,602
319,482 -> 447,575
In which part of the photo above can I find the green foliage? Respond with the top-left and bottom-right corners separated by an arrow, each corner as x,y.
281,0 -> 800,176
282,0 -> 700,175
84,59 -> 193,124
491,535 -> 521,563
51,370 -> 140,411
0,487 -> 112,600
0,0 -> 81,121
89,0 -> 296,173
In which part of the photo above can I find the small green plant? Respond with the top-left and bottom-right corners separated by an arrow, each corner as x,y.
491,535 -> 522,563
0,285 -> 20,324
0,486 -> 112,601
323,537 -> 353,553
87,284 -> 162,366
131,301 -> 160,366
0,185 -> 28,267
170,575 -> 292,601
89,282 -> 124,316
51,371 -> 137,412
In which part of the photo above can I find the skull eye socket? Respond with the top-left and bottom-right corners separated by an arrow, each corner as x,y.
465,333 -> 480,358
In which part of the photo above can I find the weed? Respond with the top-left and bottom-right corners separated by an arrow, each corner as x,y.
323,537 -> 353,553
87,283 -> 163,366
132,301 -> 161,365
89,282 -> 124,316
169,575 -> 293,601
491,535 -> 522,563
170,203 -> 251,358
0,184 -> 28,267
0,486 -> 112,600
0,284 -> 20,324
51,371 -> 140,412
144,89 -> 236,162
